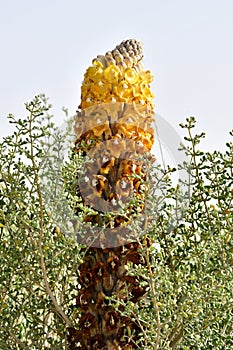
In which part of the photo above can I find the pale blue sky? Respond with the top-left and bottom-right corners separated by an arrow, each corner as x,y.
0,0 -> 233,151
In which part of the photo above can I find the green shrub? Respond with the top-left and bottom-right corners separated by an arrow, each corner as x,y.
0,95 -> 232,349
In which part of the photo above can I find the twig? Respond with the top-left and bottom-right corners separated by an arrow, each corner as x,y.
38,243 -> 73,327
145,239 -> 161,350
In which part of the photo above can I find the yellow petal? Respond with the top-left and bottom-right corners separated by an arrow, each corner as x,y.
85,65 -> 103,82
103,65 -> 121,83
124,68 -> 139,84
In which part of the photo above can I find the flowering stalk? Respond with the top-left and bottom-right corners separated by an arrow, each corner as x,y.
67,39 -> 155,350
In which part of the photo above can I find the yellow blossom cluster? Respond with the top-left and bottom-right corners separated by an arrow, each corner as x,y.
79,60 -> 154,111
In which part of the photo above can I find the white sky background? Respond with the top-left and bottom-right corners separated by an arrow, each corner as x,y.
0,0 -> 233,152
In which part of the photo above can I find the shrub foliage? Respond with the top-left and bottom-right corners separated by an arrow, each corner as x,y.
0,95 -> 232,349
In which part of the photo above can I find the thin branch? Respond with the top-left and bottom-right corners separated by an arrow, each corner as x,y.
28,105 -> 73,328
37,243 -> 73,327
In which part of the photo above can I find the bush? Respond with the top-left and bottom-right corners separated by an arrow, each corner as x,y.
0,95 -> 232,349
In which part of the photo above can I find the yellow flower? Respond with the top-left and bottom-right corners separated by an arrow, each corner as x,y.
91,81 -> 111,101
141,70 -> 154,84
103,65 -> 121,84
124,68 -> 139,84
140,83 -> 154,100
115,104 -> 140,137
102,94 -> 118,104
84,64 -> 103,83
140,132 -> 154,150
114,80 -> 134,102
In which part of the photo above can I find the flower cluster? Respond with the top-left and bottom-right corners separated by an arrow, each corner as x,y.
80,61 -> 154,111
79,39 -> 154,112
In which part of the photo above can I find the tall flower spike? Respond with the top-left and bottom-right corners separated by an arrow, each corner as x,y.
68,40 -> 155,350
